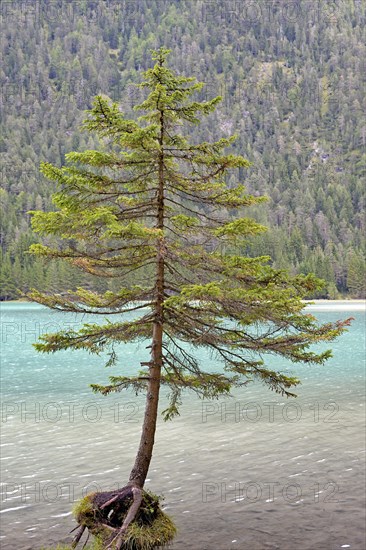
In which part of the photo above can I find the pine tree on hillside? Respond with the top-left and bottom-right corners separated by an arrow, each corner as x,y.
28,49 -> 350,550
347,252 -> 366,298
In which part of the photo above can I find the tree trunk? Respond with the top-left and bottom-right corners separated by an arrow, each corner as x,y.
71,74 -> 168,550
129,98 -> 165,488
128,320 -> 163,488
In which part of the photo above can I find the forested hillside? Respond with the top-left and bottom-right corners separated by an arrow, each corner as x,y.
1,0 -> 365,299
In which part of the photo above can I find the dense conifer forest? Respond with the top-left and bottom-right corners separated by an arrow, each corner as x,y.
1,0 -> 365,299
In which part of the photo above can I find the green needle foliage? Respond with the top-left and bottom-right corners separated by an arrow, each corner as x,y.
29,48 -> 350,426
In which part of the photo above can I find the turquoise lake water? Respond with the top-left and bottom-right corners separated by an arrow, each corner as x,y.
0,301 -> 365,549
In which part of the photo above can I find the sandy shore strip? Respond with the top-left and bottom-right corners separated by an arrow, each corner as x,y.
303,299 -> 365,311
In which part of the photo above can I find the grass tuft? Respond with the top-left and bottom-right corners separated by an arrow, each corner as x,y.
41,490 -> 176,550
123,508 -> 177,549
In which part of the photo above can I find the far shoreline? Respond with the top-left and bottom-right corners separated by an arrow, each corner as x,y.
1,299 -> 365,304
302,298 -> 366,305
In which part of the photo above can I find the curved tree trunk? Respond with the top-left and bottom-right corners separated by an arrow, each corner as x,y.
128,320 -> 163,488
71,314 -> 166,549
71,81 -> 167,549
129,99 -> 165,488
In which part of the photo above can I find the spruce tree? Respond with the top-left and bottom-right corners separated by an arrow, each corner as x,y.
0,252 -> 18,300
347,252 -> 366,298
28,49 -> 350,549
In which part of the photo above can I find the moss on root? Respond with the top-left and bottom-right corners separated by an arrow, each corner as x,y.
122,510 -> 176,550
72,489 -> 176,549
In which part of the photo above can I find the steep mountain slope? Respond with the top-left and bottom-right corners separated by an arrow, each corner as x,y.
1,0 -> 365,298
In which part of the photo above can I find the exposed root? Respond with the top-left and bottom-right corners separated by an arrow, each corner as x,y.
107,487 -> 143,550
71,525 -> 86,548
81,530 -> 90,550
71,484 -> 176,549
